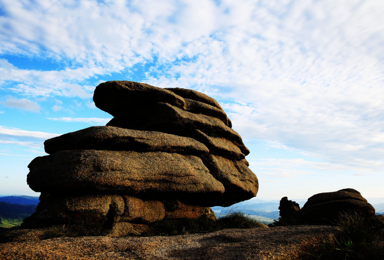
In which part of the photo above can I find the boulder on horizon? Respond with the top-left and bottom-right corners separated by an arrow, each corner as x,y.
288,188 -> 375,225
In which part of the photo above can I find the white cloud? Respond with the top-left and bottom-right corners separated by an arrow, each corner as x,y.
0,96 -> 41,112
251,157 -> 384,179
0,126 -> 59,151
0,152 -> 31,157
265,141 -> 293,151
0,111 -> 4,114
47,117 -> 110,125
0,126 -> 58,139
52,105 -> 62,112
0,0 -> 383,174
51,99 -> 63,111
0,140 -> 39,149
86,101 -> 96,109
0,59 -> 17,70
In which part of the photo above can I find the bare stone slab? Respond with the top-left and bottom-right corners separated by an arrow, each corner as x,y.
185,98 -> 232,127
120,196 -> 165,223
94,81 -> 186,116
44,126 -> 209,155
30,194 -> 124,225
27,150 -> 225,198
164,200 -> 216,220
166,87 -> 223,110
107,102 -> 249,155
202,154 -> 258,206
192,129 -> 245,160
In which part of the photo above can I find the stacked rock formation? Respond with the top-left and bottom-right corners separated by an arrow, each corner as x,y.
278,189 -> 375,225
25,81 -> 258,235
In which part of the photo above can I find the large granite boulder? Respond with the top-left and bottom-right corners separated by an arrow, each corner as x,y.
25,81 -> 258,235
294,188 -> 375,225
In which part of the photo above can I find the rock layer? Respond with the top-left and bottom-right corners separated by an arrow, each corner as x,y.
44,126 -> 209,155
94,81 -> 186,115
106,102 -> 249,155
28,150 -> 225,196
26,81 -> 258,234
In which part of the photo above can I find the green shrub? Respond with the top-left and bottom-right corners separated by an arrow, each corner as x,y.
0,217 -> 23,228
34,211 -> 265,238
43,210 -> 107,238
43,223 -> 107,238
298,211 -> 384,260
268,216 -> 297,227
146,212 -> 264,236
217,212 -> 263,229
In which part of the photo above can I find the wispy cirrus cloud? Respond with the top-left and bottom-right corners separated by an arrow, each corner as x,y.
0,0 -> 383,176
0,58 -> 17,70
0,125 -> 58,140
0,152 -> 31,157
252,158 -> 383,177
47,117 -> 110,125
0,96 -> 41,112
0,140 -> 40,149
0,125 -> 59,150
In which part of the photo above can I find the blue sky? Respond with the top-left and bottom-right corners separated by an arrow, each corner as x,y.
1,0 -> 384,201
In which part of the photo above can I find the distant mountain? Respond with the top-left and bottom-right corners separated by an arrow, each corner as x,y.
0,196 -> 39,206
211,198 -> 384,223
212,200 -> 281,224
0,202 -> 36,219
212,200 -> 279,213
218,208 -> 279,219
212,198 -> 306,214
2,195 -> 382,219
373,203 -> 384,214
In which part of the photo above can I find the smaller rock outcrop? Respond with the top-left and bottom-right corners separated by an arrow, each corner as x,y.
279,197 -> 300,223
292,188 -> 375,225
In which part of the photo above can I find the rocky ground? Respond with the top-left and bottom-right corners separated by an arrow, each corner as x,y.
0,225 -> 338,260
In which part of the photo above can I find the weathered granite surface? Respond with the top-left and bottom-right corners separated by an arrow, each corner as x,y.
25,81 -> 259,235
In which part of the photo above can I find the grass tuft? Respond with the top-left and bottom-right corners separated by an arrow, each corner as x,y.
297,211 -> 384,260
268,216 -> 297,227
0,217 -> 23,228
146,212 -> 265,236
43,210 -> 108,238
37,211 -> 265,238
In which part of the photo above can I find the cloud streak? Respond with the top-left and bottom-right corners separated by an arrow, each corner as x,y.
0,58 -> 16,69
47,117 -> 110,125
0,125 -> 59,152
0,139 -> 40,149
0,126 -> 58,139
0,96 -> 41,112
252,158 -> 383,177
